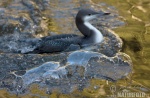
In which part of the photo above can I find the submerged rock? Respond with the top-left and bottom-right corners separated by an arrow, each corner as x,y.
0,0 -> 132,95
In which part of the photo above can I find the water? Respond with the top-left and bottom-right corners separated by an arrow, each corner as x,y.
0,0 -> 149,98
92,0 -> 150,97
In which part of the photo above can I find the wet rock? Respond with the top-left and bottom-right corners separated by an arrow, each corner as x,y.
0,0 -> 124,54
0,51 -> 132,94
0,0 -> 52,53
0,0 -> 132,95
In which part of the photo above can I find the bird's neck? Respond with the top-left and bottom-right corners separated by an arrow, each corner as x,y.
76,20 -> 103,44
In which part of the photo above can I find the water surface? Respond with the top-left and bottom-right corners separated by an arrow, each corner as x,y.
0,0 -> 149,97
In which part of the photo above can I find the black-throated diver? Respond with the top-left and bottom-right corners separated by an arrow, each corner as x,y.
26,9 -> 110,53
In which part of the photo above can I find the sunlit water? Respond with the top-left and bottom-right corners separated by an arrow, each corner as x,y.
92,0 -> 150,97
0,0 -> 149,98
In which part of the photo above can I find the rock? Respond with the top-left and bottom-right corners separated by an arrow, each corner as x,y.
0,0 -> 132,95
0,50 -> 132,94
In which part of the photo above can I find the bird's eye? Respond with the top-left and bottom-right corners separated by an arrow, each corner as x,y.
88,14 -> 91,16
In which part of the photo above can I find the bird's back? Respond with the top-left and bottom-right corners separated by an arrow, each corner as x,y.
26,34 -> 82,53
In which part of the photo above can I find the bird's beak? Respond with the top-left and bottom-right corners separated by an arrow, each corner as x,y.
103,13 -> 111,15
96,12 -> 110,17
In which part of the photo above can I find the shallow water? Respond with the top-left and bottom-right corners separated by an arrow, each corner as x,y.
93,0 -> 150,96
93,0 -> 150,81
0,0 -> 149,98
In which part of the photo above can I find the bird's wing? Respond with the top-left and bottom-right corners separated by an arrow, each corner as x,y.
27,36 -> 82,54
36,39 -> 76,53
